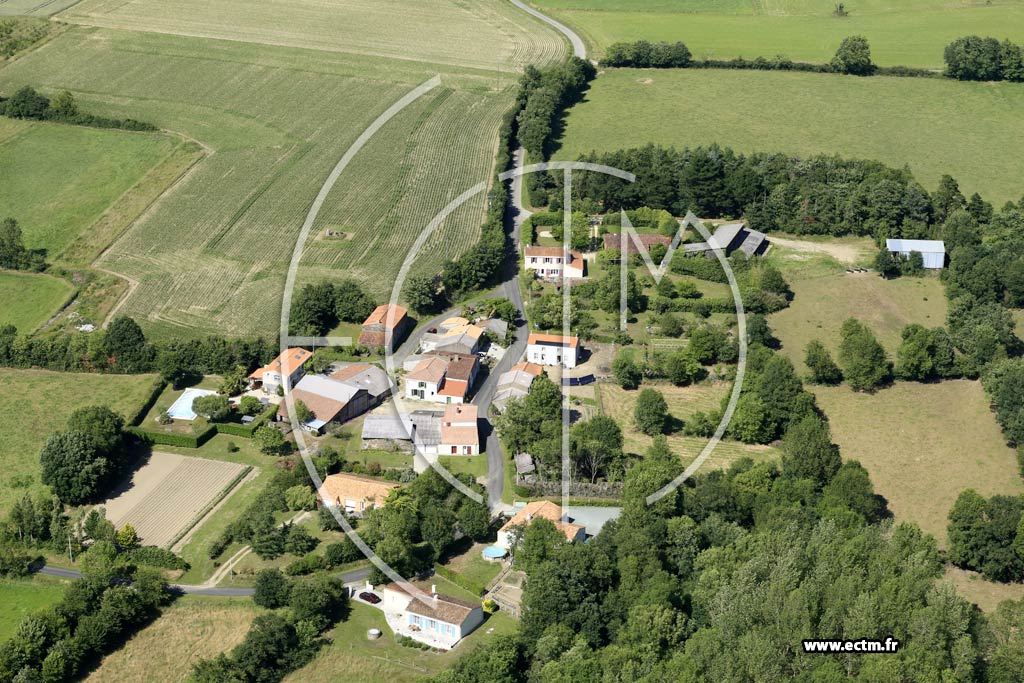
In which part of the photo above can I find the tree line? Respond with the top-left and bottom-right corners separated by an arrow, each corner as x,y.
0,218 -> 46,272
0,86 -> 156,131
944,35 -> 1024,82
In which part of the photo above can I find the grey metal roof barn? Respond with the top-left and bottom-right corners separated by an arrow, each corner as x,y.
885,239 -> 946,269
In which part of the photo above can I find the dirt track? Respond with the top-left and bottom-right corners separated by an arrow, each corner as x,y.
769,236 -> 866,264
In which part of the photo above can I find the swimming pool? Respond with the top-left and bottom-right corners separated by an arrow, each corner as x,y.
481,545 -> 507,561
165,388 -> 217,421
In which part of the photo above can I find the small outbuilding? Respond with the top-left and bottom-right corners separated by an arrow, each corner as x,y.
885,239 -> 946,269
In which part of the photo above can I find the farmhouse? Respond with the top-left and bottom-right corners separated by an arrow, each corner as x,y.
685,222 -> 769,259
381,583 -> 484,650
404,355 -> 479,404
524,246 -> 585,280
496,500 -> 586,550
493,361 -> 544,412
248,347 -> 312,394
526,334 -> 581,369
359,304 -> 413,351
886,238 -> 946,269
440,403 -> 479,455
318,472 -> 399,515
277,365 -> 390,433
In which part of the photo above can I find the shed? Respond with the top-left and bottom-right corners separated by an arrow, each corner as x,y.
885,239 -> 946,269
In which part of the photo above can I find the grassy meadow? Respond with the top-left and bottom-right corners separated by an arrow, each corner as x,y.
531,0 -> 1024,68
769,273 -> 948,373
83,596 -> 260,683
0,575 -> 68,642
814,380 -> 1024,548
0,369 -> 158,516
559,68 -> 1024,203
0,270 -> 74,334
0,119 -> 179,257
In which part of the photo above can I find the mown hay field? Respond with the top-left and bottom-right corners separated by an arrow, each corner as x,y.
0,19 -> 557,338
559,68 -> 1024,203
84,596 -> 260,683
532,0 -> 1024,68
0,369 -> 158,516
0,575 -> 67,642
814,380 -> 1023,548
60,0 -> 566,72
0,270 -> 74,334
0,118 -> 180,257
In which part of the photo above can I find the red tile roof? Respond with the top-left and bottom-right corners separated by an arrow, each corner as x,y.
249,348 -> 312,379
527,333 -> 580,348
362,304 -> 408,328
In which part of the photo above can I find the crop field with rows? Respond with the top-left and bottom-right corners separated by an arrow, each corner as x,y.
0,12 -> 560,338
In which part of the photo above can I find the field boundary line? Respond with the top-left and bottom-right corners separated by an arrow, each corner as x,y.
510,0 -> 585,59
170,465 -> 260,554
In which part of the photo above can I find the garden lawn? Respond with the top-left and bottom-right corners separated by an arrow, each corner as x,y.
769,273 -> 947,373
0,270 -> 73,334
0,575 -> 68,642
0,369 -> 159,516
0,120 -> 179,257
813,380 -> 1024,548
559,68 -> 1024,203
532,0 -> 1024,68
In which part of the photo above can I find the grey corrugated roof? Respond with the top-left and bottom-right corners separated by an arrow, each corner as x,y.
738,228 -> 767,257
886,239 -> 945,254
708,222 -> 745,251
361,413 -> 411,440
514,452 -> 535,474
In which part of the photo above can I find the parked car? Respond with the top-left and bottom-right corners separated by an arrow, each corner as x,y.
359,591 -> 381,604
426,326 -> 437,333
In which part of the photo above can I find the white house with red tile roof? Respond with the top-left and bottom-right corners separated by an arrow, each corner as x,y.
439,403 -> 479,455
526,333 -> 580,369
496,501 -> 586,550
404,357 -> 448,401
404,355 -> 478,404
524,246 -> 585,280
248,348 -> 312,394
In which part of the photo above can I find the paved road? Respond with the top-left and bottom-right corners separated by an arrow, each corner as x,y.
37,564 -> 372,597
509,0 -> 587,60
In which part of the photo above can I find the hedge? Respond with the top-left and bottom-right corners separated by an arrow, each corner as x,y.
127,378 -> 168,427
127,424 -> 217,448
125,546 -> 188,570
434,564 -> 487,597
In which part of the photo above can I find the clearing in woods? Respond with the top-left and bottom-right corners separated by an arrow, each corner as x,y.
83,596 -> 259,683
0,0 -> 565,338
0,270 -> 74,334
530,0 -> 1024,68
599,382 -> 781,467
559,68 -> 1024,204
813,380 -> 1024,548
0,369 -> 158,517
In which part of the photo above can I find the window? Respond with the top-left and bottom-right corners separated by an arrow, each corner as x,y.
451,446 -> 457,454
428,619 -> 437,631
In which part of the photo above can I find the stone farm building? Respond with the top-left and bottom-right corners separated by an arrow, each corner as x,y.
493,361 -> 544,412
359,304 -> 412,351
318,472 -> 399,515
420,323 -> 485,356
248,347 -> 312,394
382,583 -> 484,650
496,500 -> 586,550
277,363 -> 391,433
886,238 -> 946,269
361,404 -> 479,456
524,246 -> 585,280
526,333 -> 580,369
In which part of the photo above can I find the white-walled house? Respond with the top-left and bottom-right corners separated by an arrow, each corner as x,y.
524,246 -> 585,280
439,403 -> 479,456
247,347 -> 312,394
526,334 -> 580,369
404,357 -> 447,401
382,584 -> 484,650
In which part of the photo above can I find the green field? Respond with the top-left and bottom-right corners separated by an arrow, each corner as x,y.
0,270 -> 73,334
559,68 -> 1024,203
0,368 -> 158,516
0,119 -> 179,257
0,0 -> 82,17
814,380 -> 1023,548
0,575 -> 68,642
532,0 -> 1024,68
0,11 -> 560,338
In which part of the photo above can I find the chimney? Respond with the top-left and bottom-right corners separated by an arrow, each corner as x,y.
431,584 -> 437,597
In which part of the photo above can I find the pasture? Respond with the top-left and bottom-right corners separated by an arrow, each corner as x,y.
0,119 -> 180,258
813,380 -> 1024,548
0,575 -> 67,642
99,452 -> 250,548
83,596 -> 259,683
559,68 -> 1024,203
769,272 -> 947,373
0,0 -> 81,17
0,369 -> 158,516
599,382 -> 781,467
0,25 -> 543,338
532,0 -> 1024,68
0,270 -> 73,334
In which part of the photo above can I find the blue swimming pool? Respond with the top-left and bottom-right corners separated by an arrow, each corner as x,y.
165,388 -> 217,421
481,545 -> 507,560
